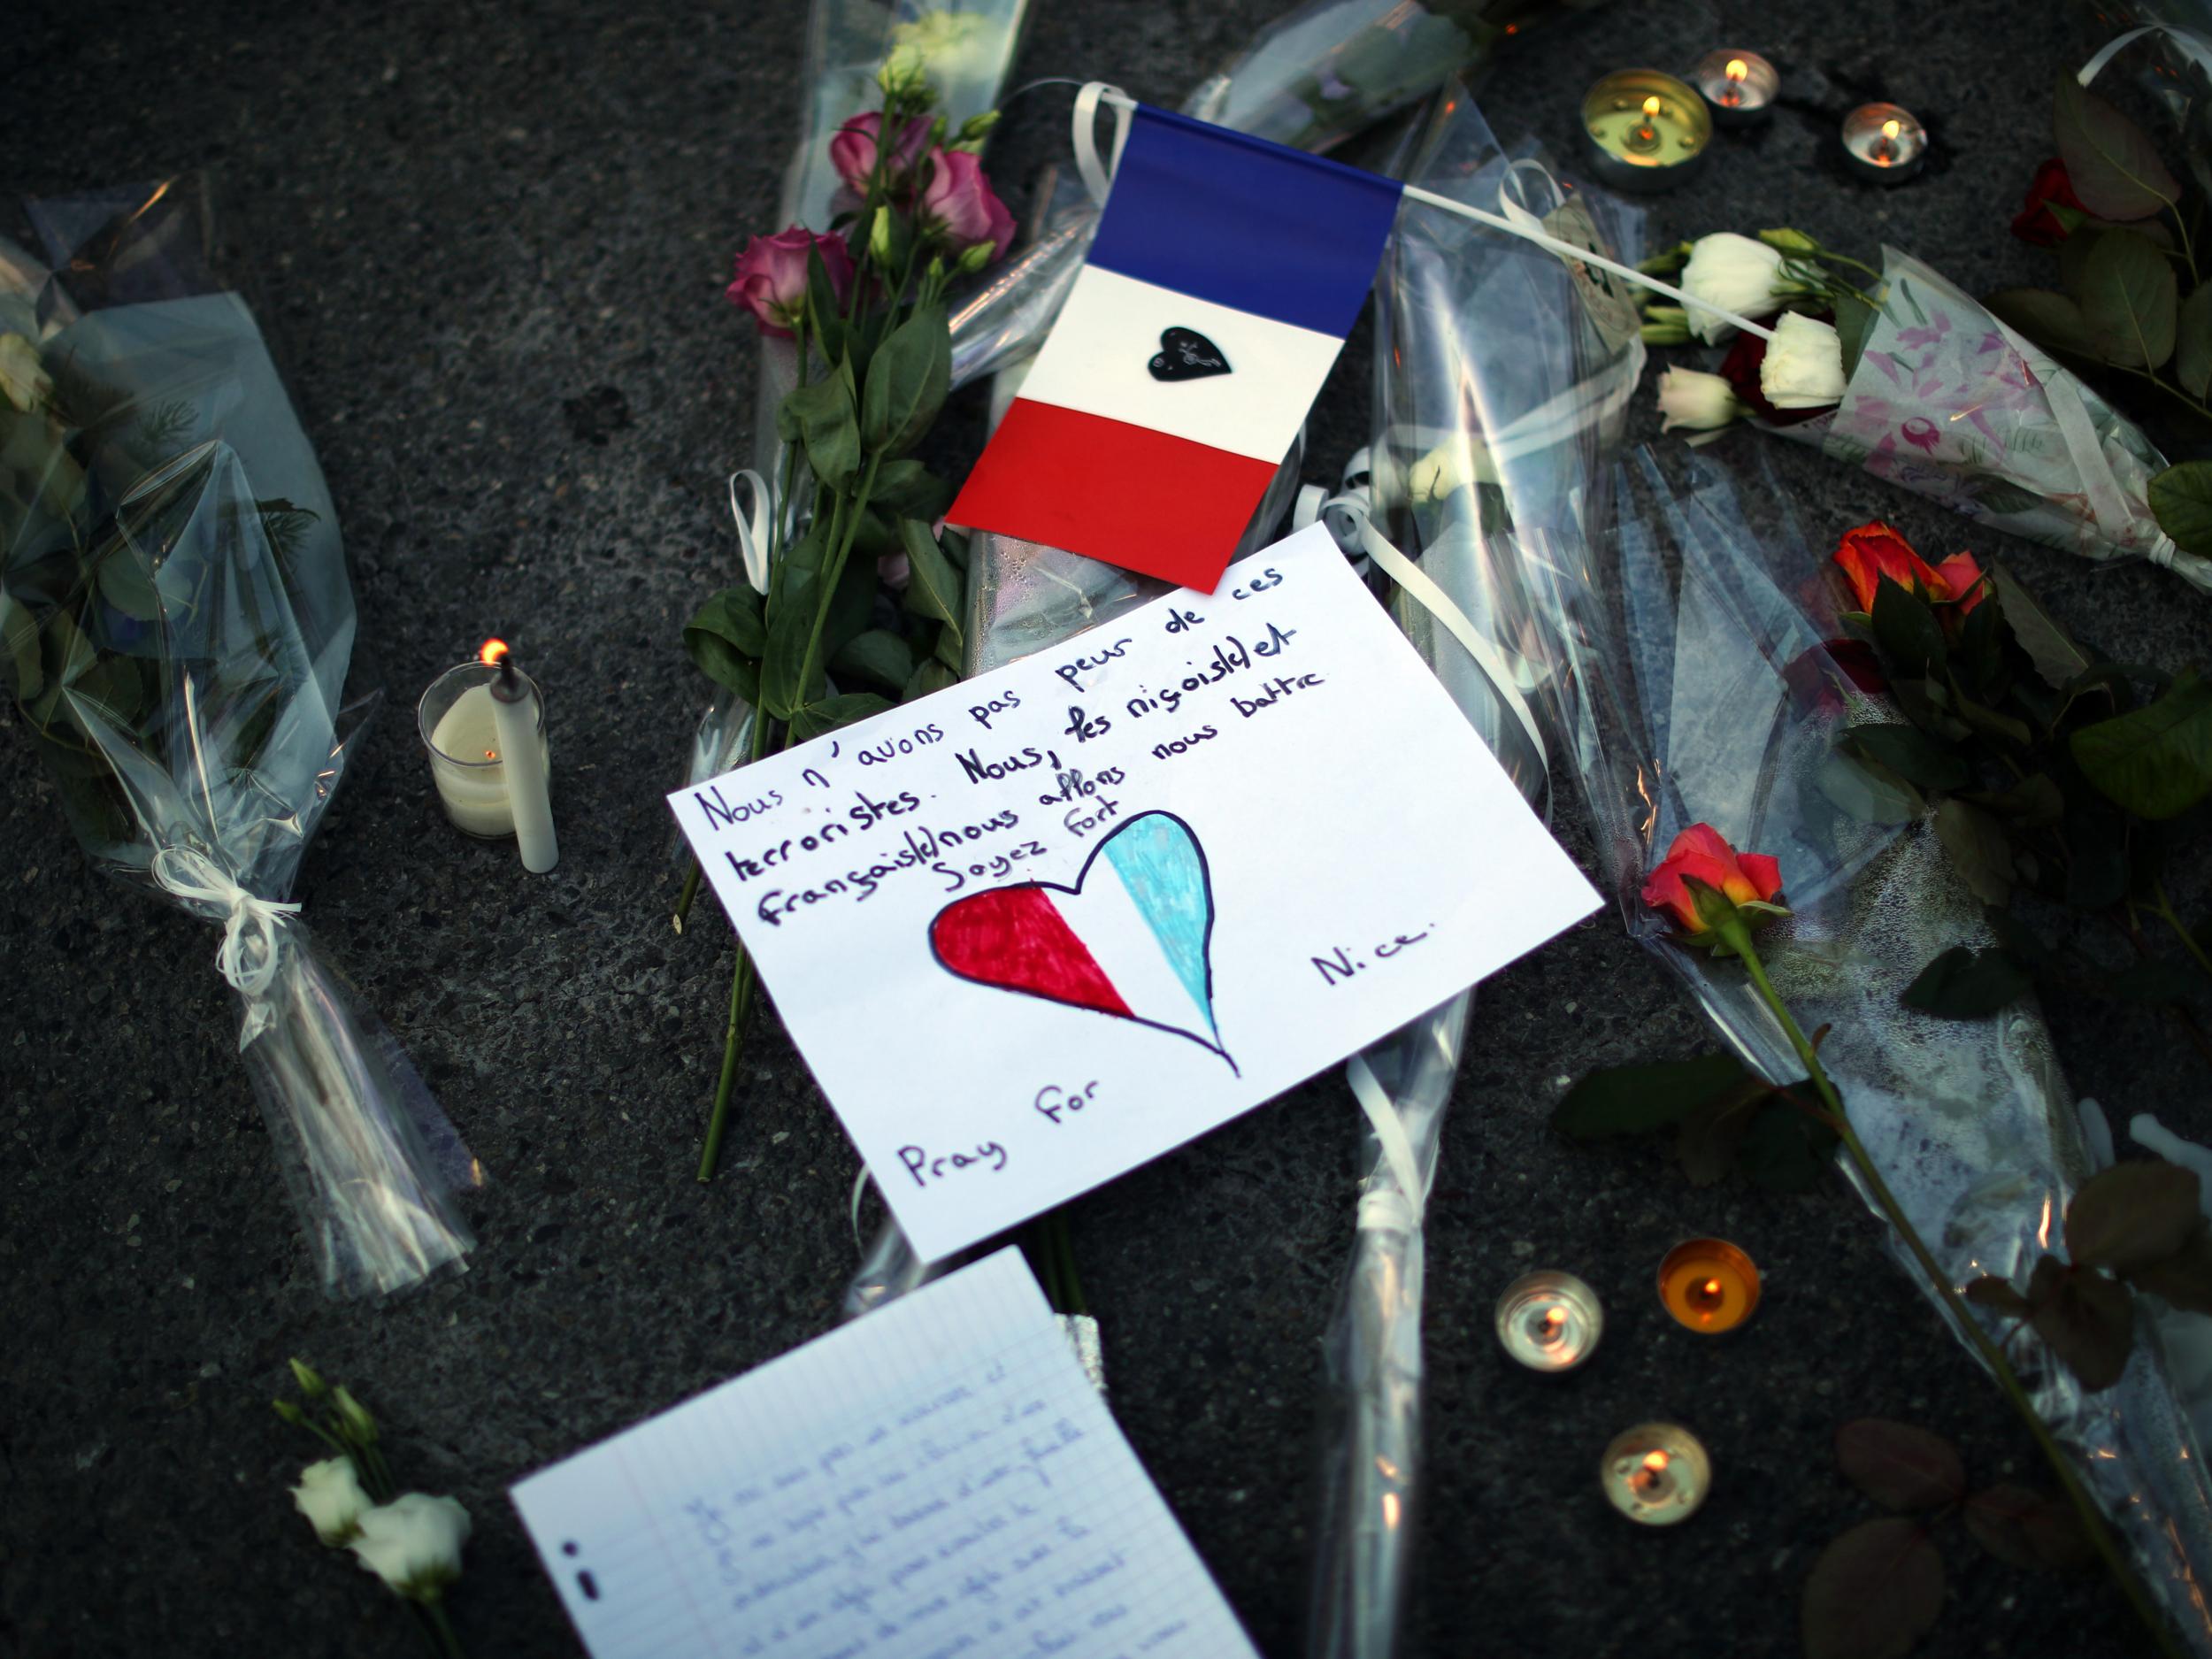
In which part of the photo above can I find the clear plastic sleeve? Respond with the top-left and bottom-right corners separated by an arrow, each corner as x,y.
1494,439 -> 2212,1654
1,179 -> 478,1299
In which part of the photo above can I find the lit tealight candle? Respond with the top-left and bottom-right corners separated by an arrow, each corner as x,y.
1601,1423 -> 1712,1525
1841,102 -> 1927,184
1580,69 -> 1712,193
1494,1270 -> 1604,1372
1657,1238 -> 1762,1333
1693,49 -> 1778,127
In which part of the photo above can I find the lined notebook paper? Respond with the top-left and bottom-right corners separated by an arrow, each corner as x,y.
511,1248 -> 1256,1659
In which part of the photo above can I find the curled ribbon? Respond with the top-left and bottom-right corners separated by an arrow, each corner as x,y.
1348,1054 -> 1430,1236
727,468 -> 774,595
150,845 -> 301,1006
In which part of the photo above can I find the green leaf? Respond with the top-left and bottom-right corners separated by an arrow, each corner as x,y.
1845,724 -> 1970,791
870,457 -> 953,520
1734,1098 -> 1839,1193
899,515 -> 965,634
2070,670 -> 2212,818
1901,946 -> 2032,1018
2066,1161 -> 2204,1273
686,584 -> 766,663
1966,773 -> 2066,829
831,627 -> 917,690
902,657 -> 958,702
95,545 -> 163,621
2055,73 -> 2181,220
1948,683 -> 2033,748
1870,579 -> 1947,679
0,592 -> 41,701
1934,798 -> 2015,904
1834,1419 -> 1968,1513
1551,1053 -> 1752,1138
2026,1255 -> 2134,1391
1816,751 -> 1925,826
804,242 -> 851,369
2127,1230 -> 2212,1314
2078,227 -> 2177,369
820,536 -> 879,664
758,518 -> 832,718
1834,293 -> 1879,377
787,692 -> 893,742
1801,1517 -> 1946,1659
2179,283 -> 2212,400
2059,224 -> 2105,303
859,303 -> 949,457
1989,566 -> 2090,690
1964,1485 -> 2095,1571
1985,287 -> 2101,359
2149,460 -> 2212,557
780,360 -> 861,489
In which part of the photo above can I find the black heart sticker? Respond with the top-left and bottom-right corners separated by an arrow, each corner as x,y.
1148,326 -> 1231,382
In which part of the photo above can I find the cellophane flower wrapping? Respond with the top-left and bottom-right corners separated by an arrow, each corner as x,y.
1762,247 -> 2211,592
1497,439 -> 2212,1652
1302,91 -> 1643,1659
2068,4 -> 2212,199
1,179 -> 478,1299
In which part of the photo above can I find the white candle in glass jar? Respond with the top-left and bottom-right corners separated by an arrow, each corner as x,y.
418,653 -> 551,842
488,649 -> 558,873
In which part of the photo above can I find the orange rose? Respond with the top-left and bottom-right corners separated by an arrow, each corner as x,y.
1832,521 -> 1985,616
1641,824 -> 1785,935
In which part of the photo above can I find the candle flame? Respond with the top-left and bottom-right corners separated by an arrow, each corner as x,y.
1725,58 -> 1748,83
1642,1450 -> 1671,1475
480,638 -> 511,666
1881,117 -> 1902,141
1641,95 -> 1662,118
1702,1278 -> 1722,1297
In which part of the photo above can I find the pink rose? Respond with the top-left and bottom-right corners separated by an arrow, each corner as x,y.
828,113 -> 932,195
726,227 -> 856,338
918,150 -> 1015,265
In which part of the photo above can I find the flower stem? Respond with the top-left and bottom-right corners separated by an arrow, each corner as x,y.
421,1595 -> 469,1659
1049,1209 -> 1087,1317
672,857 -> 701,933
1729,929 -> 2184,1659
697,946 -> 757,1182
791,454 -> 883,708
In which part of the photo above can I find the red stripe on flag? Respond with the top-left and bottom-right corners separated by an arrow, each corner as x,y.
947,401 -> 1281,593
930,885 -> 1133,1022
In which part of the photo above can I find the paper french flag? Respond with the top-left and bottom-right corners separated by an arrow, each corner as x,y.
946,104 -> 1403,593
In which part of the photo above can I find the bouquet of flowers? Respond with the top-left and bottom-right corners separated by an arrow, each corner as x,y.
1493,442 -> 2212,1655
1,177 -> 478,1298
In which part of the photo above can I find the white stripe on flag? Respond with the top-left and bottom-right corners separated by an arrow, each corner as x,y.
1012,266 -> 1344,465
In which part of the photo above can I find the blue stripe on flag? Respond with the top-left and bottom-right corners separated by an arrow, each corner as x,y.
1085,104 -> 1403,338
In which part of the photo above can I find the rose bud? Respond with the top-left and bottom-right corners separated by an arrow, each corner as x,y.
2011,158 -> 2085,249
1759,311 -> 1848,409
726,227 -> 857,339
291,1456 -> 371,1547
1832,521 -> 1986,616
1641,823 -> 1786,947
1680,233 -> 1789,343
349,1494 -> 472,1602
827,111 -> 932,195
1655,367 -> 1747,434
917,149 -> 1015,265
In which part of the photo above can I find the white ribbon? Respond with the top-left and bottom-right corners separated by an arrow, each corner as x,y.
1348,1054 -> 1429,1233
2077,22 -> 2212,87
727,469 -> 774,595
1067,85 -> 1778,342
150,845 -> 300,1005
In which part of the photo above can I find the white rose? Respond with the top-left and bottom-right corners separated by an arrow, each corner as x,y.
1655,368 -> 1746,434
0,334 -> 50,413
1759,311 -> 1848,409
349,1493 -> 472,1601
1679,233 -> 1787,343
290,1456 -> 371,1547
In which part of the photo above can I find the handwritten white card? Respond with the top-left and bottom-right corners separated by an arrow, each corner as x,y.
512,1248 -> 1256,1659
672,524 -> 1598,1262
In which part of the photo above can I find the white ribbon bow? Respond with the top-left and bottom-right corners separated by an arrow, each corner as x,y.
150,845 -> 300,1006
727,468 -> 774,595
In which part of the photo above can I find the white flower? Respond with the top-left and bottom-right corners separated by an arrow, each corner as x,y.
1655,368 -> 1746,434
1759,311 -> 1848,410
1679,233 -> 1788,343
291,1456 -> 371,1547
0,334 -> 50,413
349,1493 -> 472,1601
884,12 -> 997,96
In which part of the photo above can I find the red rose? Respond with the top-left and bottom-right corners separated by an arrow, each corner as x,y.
828,112 -> 932,196
726,227 -> 856,339
1719,319 -> 1834,426
1641,824 -> 1786,935
2011,158 -> 2085,249
1832,521 -> 1986,618
918,149 -> 1015,265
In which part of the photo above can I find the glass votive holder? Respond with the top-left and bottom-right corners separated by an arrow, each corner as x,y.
1841,102 -> 1927,184
418,660 -> 549,839
1495,1269 -> 1604,1372
1657,1238 -> 1762,1333
1693,49 -> 1778,127
1601,1422 -> 1712,1525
